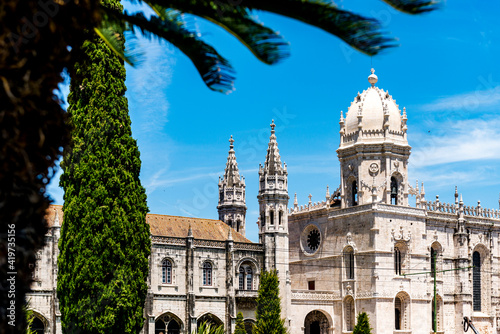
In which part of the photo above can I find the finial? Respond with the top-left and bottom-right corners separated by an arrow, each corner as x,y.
403,107 -> 407,118
270,119 -> 276,134
326,185 -> 330,199
294,193 -> 298,208
368,68 -> 378,87
229,135 -> 234,149
340,110 -> 344,122
188,224 -> 193,238
308,194 -> 312,205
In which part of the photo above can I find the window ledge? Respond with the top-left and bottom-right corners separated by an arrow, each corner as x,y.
394,330 -> 411,334
158,284 -> 178,292
199,286 -> 218,293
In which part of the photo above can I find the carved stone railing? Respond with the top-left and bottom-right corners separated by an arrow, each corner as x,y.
234,243 -> 264,252
151,236 -> 186,246
193,239 -> 226,248
235,290 -> 258,298
289,201 -> 328,214
291,290 -> 340,301
422,200 -> 500,219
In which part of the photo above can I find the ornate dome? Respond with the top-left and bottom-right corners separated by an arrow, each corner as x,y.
340,69 -> 408,147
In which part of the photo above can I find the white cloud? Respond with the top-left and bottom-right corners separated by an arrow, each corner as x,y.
410,118 -> 500,168
421,85 -> 500,112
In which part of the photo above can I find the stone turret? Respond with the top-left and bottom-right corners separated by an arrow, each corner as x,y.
257,120 -> 291,324
337,69 -> 412,207
217,136 -> 247,235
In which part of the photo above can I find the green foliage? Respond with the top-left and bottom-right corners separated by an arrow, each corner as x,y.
234,312 -> 246,334
57,0 -> 150,333
24,302 -> 36,334
194,321 -> 225,334
353,312 -> 372,334
253,270 -> 287,334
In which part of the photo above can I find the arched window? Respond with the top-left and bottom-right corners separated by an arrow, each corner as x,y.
238,263 -> 254,290
239,267 -> 245,290
344,297 -> 355,331
246,267 -> 253,290
155,319 -> 166,334
279,211 -> 283,225
162,259 -> 172,284
30,316 -> 45,334
203,262 -> 212,286
269,210 -> 274,225
430,247 -> 437,275
228,219 -> 233,228
391,177 -> 398,205
395,293 -> 410,330
167,319 -> 180,334
473,251 -> 481,311
432,295 -> 443,332
395,296 -> 402,330
394,243 -> 407,275
236,220 -> 241,232
344,247 -> 354,280
352,181 -> 358,206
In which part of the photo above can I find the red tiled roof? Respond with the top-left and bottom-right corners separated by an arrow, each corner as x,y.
45,205 -> 251,243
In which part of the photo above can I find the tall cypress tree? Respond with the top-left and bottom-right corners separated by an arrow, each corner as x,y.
253,270 -> 286,334
57,0 -> 150,332
234,312 -> 246,334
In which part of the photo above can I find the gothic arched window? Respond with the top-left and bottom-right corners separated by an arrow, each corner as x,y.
473,251 -> 481,311
344,296 -> 355,331
344,247 -> 354,280
269,210 -> 274,225
162,259 -> 172,284
352,181 -> 358,206
279,211 -> 283,225
246,267 -> 253,290
394,247 -> 402,275
203,262 -> 212,286
391,177 -> 398,205
239,267 -> 245,290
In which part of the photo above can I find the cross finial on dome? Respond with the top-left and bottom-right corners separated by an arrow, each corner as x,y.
270,119 -> 276,133
368,68 -> 378,87
229,135 -> 234,149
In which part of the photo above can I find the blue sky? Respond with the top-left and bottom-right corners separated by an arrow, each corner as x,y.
48,0 -> 500,243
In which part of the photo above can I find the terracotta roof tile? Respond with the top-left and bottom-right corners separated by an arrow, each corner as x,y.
45,205 -> 251,243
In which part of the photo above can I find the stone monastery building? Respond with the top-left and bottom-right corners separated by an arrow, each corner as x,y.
29,70 -> 500,334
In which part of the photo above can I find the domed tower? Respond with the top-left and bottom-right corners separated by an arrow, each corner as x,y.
217,136 -> 247,235
337,69 -> 411,207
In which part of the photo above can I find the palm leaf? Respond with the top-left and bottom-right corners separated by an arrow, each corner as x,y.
105,8 -> 235,93
144,1 -> 290,64
381,0 -> 438,14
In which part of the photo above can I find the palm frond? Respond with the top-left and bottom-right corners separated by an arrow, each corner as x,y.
381,0 -> 439,14
238,0 -> 396,55
104,8 -> 235,93
95,27 -> 135,66
143,1 -> 290,64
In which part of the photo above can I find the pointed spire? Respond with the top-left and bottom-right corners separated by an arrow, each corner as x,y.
420,182 -> 426,202
223,135 -> 243,188
264,120 -> 284,175
294,193 -> 298,208
326,185 -> 330,199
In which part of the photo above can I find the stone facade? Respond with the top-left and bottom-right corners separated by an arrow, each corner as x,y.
28,70 -> 500,334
